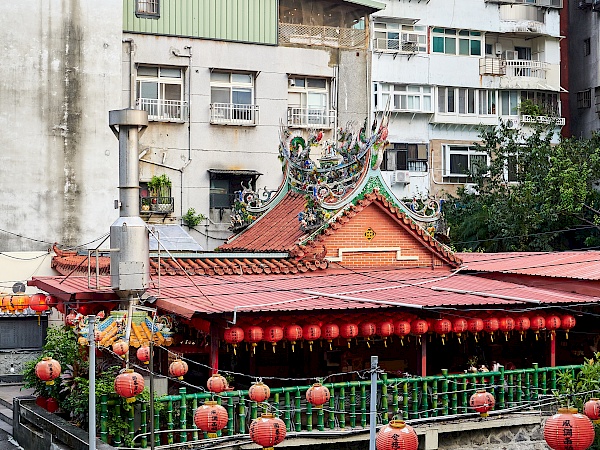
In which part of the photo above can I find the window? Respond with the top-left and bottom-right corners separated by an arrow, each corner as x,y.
208,170 -> 260,211
378,84 -> 432,113
500,91 -> 519,116
577,90 -> 592,109
136,66 -> 187,121
479,90 -> 497,115
595,87 -> 600,114
381,143 -> 428,172
288,77 -> 334,128
373,22 -> 427,52
210,71 -> 258,125
584,38 -> 591,57
135,0 -> 160,19
432,28 -> 481,56
439,88 -> 497,115
443,145 -> 488,178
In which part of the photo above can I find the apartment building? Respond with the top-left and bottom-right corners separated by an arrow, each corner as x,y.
370,0 -> 565,198
568,0 -> 600,138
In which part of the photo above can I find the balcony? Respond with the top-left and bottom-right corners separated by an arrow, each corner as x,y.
480,58 -> 549,80
287,107 -> 336,129
209,103 -> 259,126
373,38 -> 419,54
140,196 -> 174,215
485,0 -> 562,8
136,98 -> 188,122
279,23 -> 367,50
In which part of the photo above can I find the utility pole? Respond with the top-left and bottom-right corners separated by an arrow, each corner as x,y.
369,355 -> 378,450
89,315 -> 96,450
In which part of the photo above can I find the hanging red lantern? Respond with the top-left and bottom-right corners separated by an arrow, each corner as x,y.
249,381 -> 271,403
245,326 -> 264,354
249,413 -> 286,449
375,419 -> 418,450
114,369 -> 145,403
12,295 -> 30,313
452,318 -> 468,343
207,373 -> 228,393
467,317 -> 484,342
530,315 -> 546,340
223,326 -> 244,355
498,317 -> 515,341
340,323 -> 359,348
35,357 -> 61,385
410,319 -> 428,344
323,323 -> 340,350
394,320 -> 411,346
0,296 -> 11,313
302,324 -> 321,351
264,325 -> 284,353
546,315 -> 561,340
376,321 -> 394,347
469,390 -> 495,417
514,316 -> 531,341
169,359 -> 189,380
360,322 -> 376,347
112,341 -> 129,358
561,315 -> 576,339
194,401 -> 228,436
434,319 -> 452,345
584,398 -> 600,423
483,317 -> 499,342
65,311 -> 78,327
544,407 -> 594,450
137,346 -> 151,364
29,293 -> 49,313
306,383 -> 331,408
284,324 -> 303,352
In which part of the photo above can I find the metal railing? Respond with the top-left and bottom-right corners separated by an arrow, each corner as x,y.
521,114 -> 566,126
279,23 -> 367,50
100,363 -> 581,447
140,196 -> 174,214
484,0 -> 562,7
209,103 -> 259,126
136,98 -> 189,122
287,107 -> 336,128
504,60 -> 549,79
373,38 -> 419,53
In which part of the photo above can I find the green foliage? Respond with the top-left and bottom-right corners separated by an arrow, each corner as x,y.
147,174 -> 172,199
182,207 -> 206,228
444,124 -> 600,252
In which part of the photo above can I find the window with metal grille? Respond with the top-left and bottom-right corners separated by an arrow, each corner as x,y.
381,143 -> 428,172
210,71 -> 258,125
443,144 -> 488,178
577,90 -> 592,109
136,66 -> 187,122
135,0 -> 159,19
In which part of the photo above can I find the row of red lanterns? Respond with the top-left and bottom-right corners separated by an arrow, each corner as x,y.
0,293 -> 51,314
223,314 -> 576,351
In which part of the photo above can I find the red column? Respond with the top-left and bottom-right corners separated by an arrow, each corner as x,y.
420,338 -> 427,376
550,335 -> 556,367
210,322 -> 219,375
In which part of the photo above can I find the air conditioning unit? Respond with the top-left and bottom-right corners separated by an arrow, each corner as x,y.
494,43 -> 503,56
401,40 -> 418,52
502,50 -> 519,61
392,170 -> 411,184
505,117 -> 520,129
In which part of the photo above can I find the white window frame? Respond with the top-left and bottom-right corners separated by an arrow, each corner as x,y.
373,22 -> 427,53
287,76 -> 334,128
210,71 -> 258,125
136,66 -> 187,122
438,87 -> 497,116
378,83 -> 433,113
135,0 -> 160,19
442,144 -> 489,178
432,28 -> 483,56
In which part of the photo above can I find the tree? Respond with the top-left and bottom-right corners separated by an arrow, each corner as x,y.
444,109 -> 600,252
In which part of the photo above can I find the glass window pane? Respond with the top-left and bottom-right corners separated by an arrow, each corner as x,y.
470,155 -> 487,175
395,95 -> 402,110
140,81 -> 158,99
459,39 -> 470,55
450,154 -> 468,174
232,73 -> 252,84
433,27 -> 444,33
232,89 -> 252,105
438,87 -> 446,112
160,68 -> 181,78
468,89 -> 475,113
423,86 -> 431,93
138,66 -> 158,77
423,96 -> 432,112
445,29 -> 457,35
433,36 -> 444,53
307,78 -> 326,89
293,77 -> 305,88
307,92 -> 326,107
459,89 -> 466,114
211,87 -> 230,103
470,31 -> 481,36
211,72 -> 230,83
401,95 -> 407,109
459,30 -> 469,36
445,37 -> 456,54
471,40 -> 481,56
408,86 -> 420,92
447,88 -> 455,113
163,84 -> 181,101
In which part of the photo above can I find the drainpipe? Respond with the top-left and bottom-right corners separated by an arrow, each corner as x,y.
123,38 -> 136,108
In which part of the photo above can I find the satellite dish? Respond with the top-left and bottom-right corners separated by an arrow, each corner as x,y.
12,282 -> 26,293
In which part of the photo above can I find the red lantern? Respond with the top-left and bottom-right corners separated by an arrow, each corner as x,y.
544,407 -> 594,450
469,390 -> 495,417
194,401 -> 228,435
498,317 -> 515,341
245,326 -> 264,354
207,373 -> 228,393
360,322 -> 376,347
65,311 -> 78,327
169,359 -> 189,380
114,369 -> 145,403
323,323 -> 340,350
452,318 -> 468,343
546,315 -> 561,340
249,381 -> 271,403
112,341 -> 129,358
483,317 -> 499,342
410,319 -> 428,344
561,315 -> 576,339
284,324 -> 303,352
467,318 -> 484,342
375,419 -> 418,450
306,383 -> 331,408
137,346 -> 151,364
12,295 -> 30,313
35,357 -> 61,385
376,321 -> 394,347
249,413 -> 287,449
29,294 -> 49,313
530,315 -> 546,340
264,325 -> 284,352
340,323 -> 359,348
223,326 -> 244,355
303,324 -> 321,351
514,316 -> 531,341
584,398 -> 600,423
434,319 -> 452,345
394,320 -> 411,346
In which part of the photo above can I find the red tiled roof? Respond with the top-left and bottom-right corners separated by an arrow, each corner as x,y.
30,266 -> 600,320
458,251 -> 600,280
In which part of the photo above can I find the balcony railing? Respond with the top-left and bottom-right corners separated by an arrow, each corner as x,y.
210,103 -> 259,126
485,0 -> 562,7
279,23 -> 367,50
140,196 -> 174,214
99,363 -> 580,447
136,98 -> 188,122
287,107 -> 336,128
505,60 -> 548,79
373,38 -> 419,53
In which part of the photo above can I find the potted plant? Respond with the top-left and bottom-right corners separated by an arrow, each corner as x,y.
147,174 -> 172,212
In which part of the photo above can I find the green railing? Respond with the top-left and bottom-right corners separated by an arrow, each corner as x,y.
101,364 -> 581,447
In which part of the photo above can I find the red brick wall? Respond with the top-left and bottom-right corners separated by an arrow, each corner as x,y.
323,204 -> 447,268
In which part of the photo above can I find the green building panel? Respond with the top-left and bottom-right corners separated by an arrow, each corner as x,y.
123,0 -> 277,45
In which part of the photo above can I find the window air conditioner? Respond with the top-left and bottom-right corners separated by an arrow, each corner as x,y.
501,50 -> 519,60
392,170 -> 411,184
